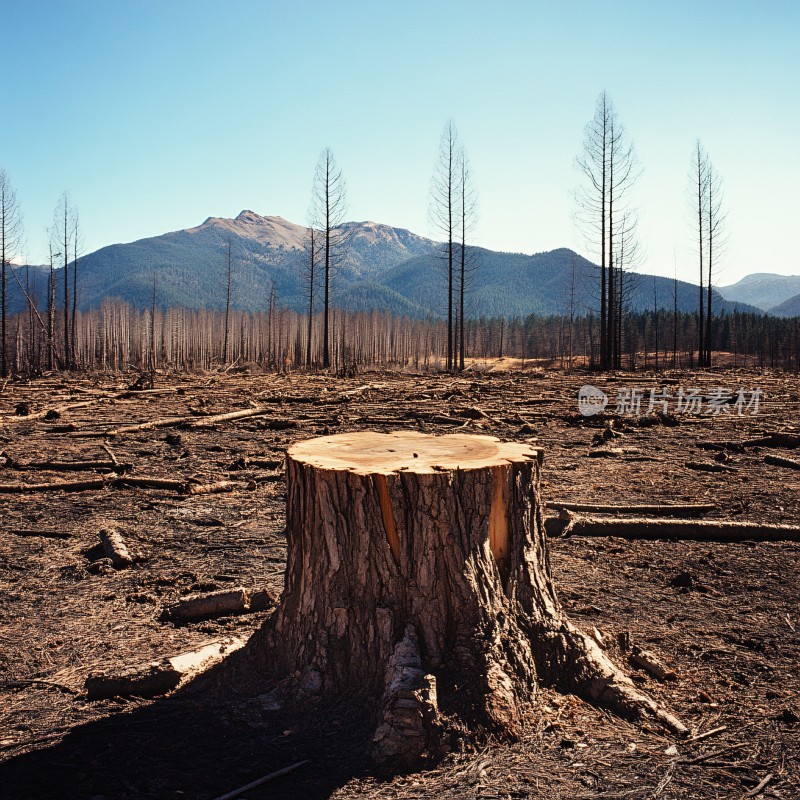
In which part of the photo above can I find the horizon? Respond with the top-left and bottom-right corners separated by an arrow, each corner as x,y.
2,1 -> 798,285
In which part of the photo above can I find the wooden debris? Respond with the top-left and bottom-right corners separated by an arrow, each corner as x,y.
629,645 -> 677,681
764,454 -> 800,470
742,432 -> 800,449
99,524 -> 134,568
682,741 -> 747,765
687,725 -> 727,743
0,399 -> 104,424
561,514 -> 800,542
6,529 -> 72,540
0,477 -> 110,494
210,760 -> 310,800
184,407 -> 272,429
685,461 -> 737,473
85,660 -> 182,700
167,638 -> 244,679
697,441 -> 745,453
105,406 -> 274,436
746,773 -> 774,797
184,479 -> 239,496
164,587 -> 275,622
85,638 -> 244,700
8,459 -> 131,473
546,501 -> 716,517
0,475 -> 248,495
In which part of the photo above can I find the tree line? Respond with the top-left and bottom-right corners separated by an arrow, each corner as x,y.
2,299 -> 798,377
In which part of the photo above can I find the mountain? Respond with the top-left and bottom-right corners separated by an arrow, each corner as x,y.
49,211 -> 436,313
2,211 -> 767,318
768,292 -> 800,318
717,273 -> 800,312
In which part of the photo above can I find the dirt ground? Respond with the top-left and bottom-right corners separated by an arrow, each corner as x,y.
0,367 -> 798,799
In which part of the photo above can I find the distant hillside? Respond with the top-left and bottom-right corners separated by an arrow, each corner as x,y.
378,250 -> 761,318
768,292 -> 800,318
718,273 -> 800,312
1,210 -> 767,319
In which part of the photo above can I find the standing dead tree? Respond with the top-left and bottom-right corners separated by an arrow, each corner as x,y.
430,121 -> 459,372
53,193 -> 76,369
457,143 -> 478,371
310,148 -> 349,369
222,240 -> 234,363
692,141 -> 708,367
690,142 -> 727,368
575,92 -> 640,370
0,169 -> 23,378
301,224 -> 323,367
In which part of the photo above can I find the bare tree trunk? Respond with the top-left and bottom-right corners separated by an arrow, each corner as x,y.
223,240 -> 232,363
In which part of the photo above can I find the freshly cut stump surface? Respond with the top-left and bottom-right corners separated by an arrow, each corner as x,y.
244,431 -> 685,768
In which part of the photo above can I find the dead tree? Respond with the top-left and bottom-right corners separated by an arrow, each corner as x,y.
430,121 -> 459,372
242,431 -> 686,769
0,169 -> 23,378
53,193 -> 75,368
692,142 -> 708,367
457,143 -> 478,371
310,148 -> 349,369
576,93 -> 639,370
222,240 -> 233,363
704,157 -> 726,367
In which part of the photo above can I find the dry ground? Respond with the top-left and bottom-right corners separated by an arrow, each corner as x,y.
0,367 -> 798,799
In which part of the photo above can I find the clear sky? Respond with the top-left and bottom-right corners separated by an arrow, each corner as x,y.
2,0 -> 798,285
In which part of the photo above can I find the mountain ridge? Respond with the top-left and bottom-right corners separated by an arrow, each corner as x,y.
1,210 -> 776,319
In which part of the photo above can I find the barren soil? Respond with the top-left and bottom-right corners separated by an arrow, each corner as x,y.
0,368 -> 798,799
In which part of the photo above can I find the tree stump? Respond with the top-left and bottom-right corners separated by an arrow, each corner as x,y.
245,431 -> 685,768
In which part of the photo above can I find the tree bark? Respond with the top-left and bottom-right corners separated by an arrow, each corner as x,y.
244,431 -> 686,768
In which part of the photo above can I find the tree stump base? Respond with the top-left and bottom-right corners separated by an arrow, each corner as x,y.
245,431 -> 685,768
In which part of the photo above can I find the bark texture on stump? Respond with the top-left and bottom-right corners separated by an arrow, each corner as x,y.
246,431 -> 685,767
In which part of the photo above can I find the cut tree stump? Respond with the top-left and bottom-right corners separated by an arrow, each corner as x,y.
243,431 -> 686,769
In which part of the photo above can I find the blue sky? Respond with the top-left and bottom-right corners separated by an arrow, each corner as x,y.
2,0 -> 798,284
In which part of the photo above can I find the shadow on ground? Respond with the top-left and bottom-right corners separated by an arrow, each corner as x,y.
0,653 -> 375,800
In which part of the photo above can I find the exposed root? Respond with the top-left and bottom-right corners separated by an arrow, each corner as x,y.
554,622 -> 688,736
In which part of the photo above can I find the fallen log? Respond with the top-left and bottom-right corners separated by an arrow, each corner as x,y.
85,638 -> 244,700
629,645 -> 677,681
8,459 -> 131,473
764,454 -> 800,470
183,407 -> 271,428
0,399 -> 105,424
106,406 -> 272,436
108,416 -> 194,435
685,461 -> 737,473
0,477 -> 110,494
184,480 -> 240,496
742,432 -> 800,449
6,529 -> 72,540
115,476 -> 187,492
546,502 -> 715,517
561,514 -> 800,543
99,524 -> 133,568
0,475 -> 247,495
85,661 -> 181,700
165,588 -> 251,622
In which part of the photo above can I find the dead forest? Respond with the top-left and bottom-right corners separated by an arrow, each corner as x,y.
0,365 -> 798,799
4,301 -> 800,376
